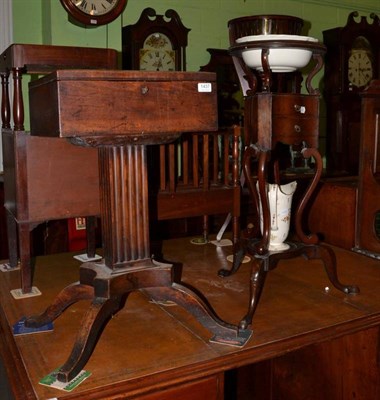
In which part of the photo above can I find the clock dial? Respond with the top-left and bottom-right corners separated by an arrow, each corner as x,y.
139,33 -> 176,71
140,50 -> 175,71
348,50 -> 373,87
60,0 -> 126,25
73,0 -> 119,15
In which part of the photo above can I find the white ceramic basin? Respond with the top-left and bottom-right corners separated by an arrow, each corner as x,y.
236,34 -> 318,72
236,34 -> 318,43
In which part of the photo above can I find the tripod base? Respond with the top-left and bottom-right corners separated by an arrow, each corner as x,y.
219,241 -> 360,330
25,259 -> 252,383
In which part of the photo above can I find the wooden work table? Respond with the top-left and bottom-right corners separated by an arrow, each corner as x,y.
0,236 -> 379,399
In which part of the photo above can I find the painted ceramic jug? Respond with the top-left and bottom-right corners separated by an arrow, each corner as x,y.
257,181 -> 297,251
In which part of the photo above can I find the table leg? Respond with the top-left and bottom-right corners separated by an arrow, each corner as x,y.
218,145 -> 269,277
25,143 -> 252,383
303,244 -> 360,295
217,143 -> 359,331
239,257 -> 267,330
5,210 -> 18,269
293,147 -> 323,245
237,242 -> 359,330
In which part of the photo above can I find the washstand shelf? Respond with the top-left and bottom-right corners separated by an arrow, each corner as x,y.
219,32 -> 359,330
23,70 -> 252,383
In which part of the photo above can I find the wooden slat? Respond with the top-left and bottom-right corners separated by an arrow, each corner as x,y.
159,144 -> 166,191
224,132 -> 230,185
159,129 -> 239,192
168,143 -> 176,193
182,137 -> 189,185
156,127 -> 242,243
193,134 -> 199,187
203,133 -> 209,190
213,133 -> 219,183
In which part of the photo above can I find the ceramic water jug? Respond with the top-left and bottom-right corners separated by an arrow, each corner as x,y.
258,181 -> 297,251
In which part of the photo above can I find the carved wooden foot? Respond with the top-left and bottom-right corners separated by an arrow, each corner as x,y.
239,257 -> 267,330
303,244 -> 360,295
25,259 -> 252,383
146,283 -> 252,346
24,283 -> 94,327
223,241 -> 359,330
57,295 -> 125,382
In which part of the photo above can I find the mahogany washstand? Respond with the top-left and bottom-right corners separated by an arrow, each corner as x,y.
218,18 -> 359,329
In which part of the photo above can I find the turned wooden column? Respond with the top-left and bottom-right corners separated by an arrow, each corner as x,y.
12,67 -> 24,131
1,71 -> 10,129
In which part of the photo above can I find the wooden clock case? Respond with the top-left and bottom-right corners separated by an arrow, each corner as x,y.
310,12 -> 380,256
323,11 -> 380,175
60,0 -> 127,26
122,7 -> 190,71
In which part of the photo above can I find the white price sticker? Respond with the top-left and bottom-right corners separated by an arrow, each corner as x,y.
198,82 -> 212,92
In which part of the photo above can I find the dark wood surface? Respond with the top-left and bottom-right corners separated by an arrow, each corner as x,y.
308,177 -> 357,249
0,236 -> 379,399
0,43 -> 118,74
323,13 -> 380,175
1,43 -> 119,293
2,131 -> 99,221
29,70 -> 217,139
154,127 -> 241,243
307,80 -> 380,254
355,80 -> 380,254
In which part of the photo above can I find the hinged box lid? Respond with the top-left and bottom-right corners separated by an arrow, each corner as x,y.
29,70 -> 217,144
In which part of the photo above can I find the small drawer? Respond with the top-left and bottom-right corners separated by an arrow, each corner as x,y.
272,94 -> 319,118
272,116 -> 319,147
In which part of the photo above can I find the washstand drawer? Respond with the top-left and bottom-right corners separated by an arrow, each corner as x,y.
272,94 -> 319,118
272,116 -> 319,147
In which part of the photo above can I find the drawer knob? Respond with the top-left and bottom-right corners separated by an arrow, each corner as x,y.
141,86 -> 149,95
294,124 -> 301,133
294,104 -> 306,114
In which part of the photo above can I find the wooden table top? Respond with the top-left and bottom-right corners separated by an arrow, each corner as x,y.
1,236 -> 379,399
0,44 -> 118,73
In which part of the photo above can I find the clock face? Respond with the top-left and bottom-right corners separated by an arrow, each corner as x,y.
139,50 -> 176,71
72,0 -> 119,15
139,33 -> 176,71
60,0 -> 126,25
348,50 -> 373,88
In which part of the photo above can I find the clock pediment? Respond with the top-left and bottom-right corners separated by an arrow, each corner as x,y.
122,8 -> 190,71
323,11 -> 379,95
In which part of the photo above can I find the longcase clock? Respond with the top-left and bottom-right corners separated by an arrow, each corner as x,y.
122,8 -> 190,71
323,11 -> 380,175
